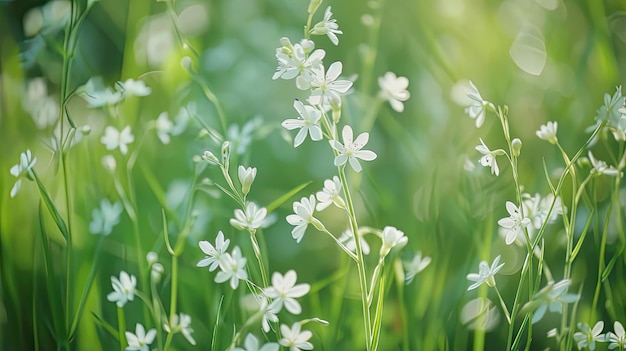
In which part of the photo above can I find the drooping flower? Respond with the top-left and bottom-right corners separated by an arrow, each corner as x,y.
315,176 -> 345,211
475,138 -> 503,176
107,271 -> 137,307
378,72 -> 410,113
164,313 -> 196,345
573,321 -> 605,351
536,121 -> 558,144
404,252 -> 432,284
125,323 -> 156,351
329,125 -> 377,172
310,6 -> 343,45
380,226 -> 408,257
522,279 -> 580,324
215,246 -> 248,289
101,126 -> 134,155
231,333 -> 279,351
230,202 -> 267,232
279,322 -> 314,351
308,62 -> 352,107
466,255 -> 504,291
286,195 -> 323,243
9,149 -> 37,198
281,100 -> 323,147
498,201 -> 531,245
338,229 -> 370,255
607,321 -> 626,350
465,81 -> 493,128
264,270 -> 310,315
89,198 -> 123,235
588,151 -> 620,176
197,231 -> 230,272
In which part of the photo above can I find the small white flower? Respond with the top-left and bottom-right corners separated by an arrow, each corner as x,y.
338,229 -> 370,255
281,100 -> 323,147
231,333 -> 279,351
466,255 -> 504,291
125,323 -> 156,351
310,6 -> 343,45
116,78 -> 151,97
238,165 -> 257,196
89,199 -> 123,235
286,195 -> 323,243
536,121 -> 558,144
79,77 -> 123,108
101,126 -> 134,155
378,72 -> 410,113
596,86 -> 623,126
9,149 -> 37,198
164,313 -> 196,345
102,155 -> 117,172
107,271 -> 136,307
259,299 -> 280,333
197,231 -> 230,272
279,322 -> 314,351
404,252 -> 432,284
329,125 -> 377,172
525,279 -> 579,324
315,176 -> 345,211
227,117 -> 263,155
264,270 -> 310,315
215,246 -> 248,289
273,38 -> 325,87
155,112 -> 174,144
574,321 -> 605,351
475,138 -> 503,176
498,201 -> 532,245
465,81 -> 493,128
308,62 -> 352,107
380,226 -> 408,257
230,202 -> 267,232
588,151 -> 620,176
607,321 -> 626,350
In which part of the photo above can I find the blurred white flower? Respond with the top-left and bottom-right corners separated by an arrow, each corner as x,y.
378,72 -> 410,113
596,86 -> 623,126
107,271 -> 136,307
607,321 -> 626,350
79,77 -> 123,107
573,321 -> 605,351
10,149 -> 37,198
227,117 -> 263,155
588,151 -> 620,176
89,199 -> 123,235
232,333 -> 279,351
215,246 -> 248,289
281,100 -> 323,148
329,125 -> 377,172
125,323 -> 156,351
155,112 -> 174,144
380,226 -> 408,257
279,322 -> 314,351
311,6 -> 343,45
536,121 -> 558,144
308,62 -> 352,107
498,201 -> 531,245
197,231 -> 230,272
404,252 -> 431,284
230,202 -> 267,232
264,270 -> 310,315
466,255 -> 504,291
524,279 -> 579,324
22,78 -> 58,129
116,78 -> 151,97
316,176 -> 345,211
164,313 -> 196,345
286,195 -> 323,243
101,126 -> 134,155
475,138 -> 503,176
338,229 -> 370,255
465,81 -> 493,128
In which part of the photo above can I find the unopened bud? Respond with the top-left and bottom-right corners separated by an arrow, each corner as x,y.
80,125 -> 91,136
181,56 -> 193,70
146,251 -> 158,265
151,263 -> 164,282
512,138 -> 522,157
238,165 -> 257,196
202,151 -> 219,165
221,141 -> 231,170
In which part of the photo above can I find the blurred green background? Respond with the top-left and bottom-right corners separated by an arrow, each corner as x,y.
2,0 -> 626,350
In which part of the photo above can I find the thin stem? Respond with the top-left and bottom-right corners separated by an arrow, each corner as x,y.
116,307 -> 127,351
494,285 -> 512,325
249,233 -> 270,288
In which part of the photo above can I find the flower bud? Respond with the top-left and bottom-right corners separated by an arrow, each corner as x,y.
308,0 -> 322,14
146,251 -> 158,265
102,155 -> 116,172
238,165 -> 257,196
221,141 -> 231,170
202,151 -> 219,165
192,155 -> 202,163
512,138 -> 522,157
181,56 -> 193,70
151,263 -> 164,282
80,125 -> 91,136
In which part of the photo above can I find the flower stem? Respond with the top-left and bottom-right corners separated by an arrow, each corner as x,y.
116,307 -> 127,351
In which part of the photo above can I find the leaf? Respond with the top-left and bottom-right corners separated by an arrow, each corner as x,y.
266,181 -> 312,213
91,312 -> 119,340
33,170 -> 69,242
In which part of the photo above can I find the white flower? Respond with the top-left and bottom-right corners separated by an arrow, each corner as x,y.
536,121 -> 558,144
378,72 -> 410,113
197,231 -> 230,272
525,279 -> 579,324
231,333 -> 279,351
230,202 -> 267,232
574,321 -> 605,351
465,80 -> 493,128
101,126 -> 134,155
116,78 -> 151,97
281,100 -> 323,147
310,6 -> 343,45
273,38 -> 325,88
238,165 -> 257,196
155,112 -> 174,144
125,323 -> 156,351
286,195 -> 323,243
475,138 -> 503,176
498,201 -> 532,245
9,149 -> 37,198
338,229 -> 370,255
89,199 -> 123,235
227,117 -> 263,155
102,155 -> 117,172
404,252 -> 432,284
521,193 -> 564,234
279,322 -> 314,351
588,151 -> 620,176
79,77 -> 123,107
107,271 -> 136,307
215,246 -> 248,289
329,125 -> 377,172
164,313 -> 196,345
315,176 -> 345,211
466,255 -> 504,291
596,86 -> 623,126
308,61 -> 352,107
259,299 -> 280,333
264,270 -> 310,315
380,226 -> 408,257
607,321 -> 626,350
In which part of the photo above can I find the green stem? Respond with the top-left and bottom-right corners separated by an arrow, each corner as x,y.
249,234 -> 270,288
116,307 -> 127,351
494,286 -> 512,325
